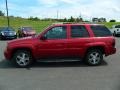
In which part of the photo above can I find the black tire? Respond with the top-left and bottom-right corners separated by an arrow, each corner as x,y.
85,49 -> 103,66
12,50 -> 33,68
113,32 -> 116,37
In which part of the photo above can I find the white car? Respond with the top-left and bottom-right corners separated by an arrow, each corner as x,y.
112,25 -> 120,36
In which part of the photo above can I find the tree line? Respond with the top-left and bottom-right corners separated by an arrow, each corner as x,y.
0,10 -> 117,22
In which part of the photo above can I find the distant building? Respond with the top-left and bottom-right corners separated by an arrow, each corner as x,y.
92,18 -> 99,22
98,18 -> 106,22
92,18 -> 106,23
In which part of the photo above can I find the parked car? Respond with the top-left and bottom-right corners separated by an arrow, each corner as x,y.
112,25 -> 120,36
0,27 -> 17,40
4,24 -> 116,67
18,27 -> 36,37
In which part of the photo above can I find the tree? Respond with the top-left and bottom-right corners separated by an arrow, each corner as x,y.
28,16 -> 40,21
76,18 -> 80,22
109,19 -> 116,22
63,18 -> 67,22
33,17 -> 40,21
0,10 -> 4,16
68,16 -> 75,22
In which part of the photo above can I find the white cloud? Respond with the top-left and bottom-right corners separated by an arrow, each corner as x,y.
1,0 -> 120,21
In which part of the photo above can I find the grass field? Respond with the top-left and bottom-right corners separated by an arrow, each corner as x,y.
0,16 -> 120,33
0,16 -> 54,33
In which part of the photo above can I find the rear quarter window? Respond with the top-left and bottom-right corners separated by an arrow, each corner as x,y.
91,25 -> 112,37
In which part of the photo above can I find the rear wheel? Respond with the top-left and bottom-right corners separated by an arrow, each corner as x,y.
12,50 -> 33,68
85,49 -> 103,66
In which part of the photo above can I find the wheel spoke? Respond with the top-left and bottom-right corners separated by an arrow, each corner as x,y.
22,53 -> 26,59
17,56 -> 22,60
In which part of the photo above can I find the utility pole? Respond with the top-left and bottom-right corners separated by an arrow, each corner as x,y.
5,0 -> 10,27
57,10 -> 59,20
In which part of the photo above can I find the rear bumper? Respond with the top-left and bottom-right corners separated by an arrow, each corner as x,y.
105,48 -> 116,56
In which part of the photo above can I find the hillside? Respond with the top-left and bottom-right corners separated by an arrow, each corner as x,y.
0,16 -> 120,33
0,16 -> 54,33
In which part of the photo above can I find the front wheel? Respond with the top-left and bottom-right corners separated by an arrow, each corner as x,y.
12,50 -> 33,68
85,49 -> 103,66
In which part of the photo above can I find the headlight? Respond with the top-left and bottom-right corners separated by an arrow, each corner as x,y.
1,32 -> 4,35
14,32 -> 17,35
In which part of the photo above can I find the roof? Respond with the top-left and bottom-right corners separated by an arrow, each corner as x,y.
52,22 -> 104,26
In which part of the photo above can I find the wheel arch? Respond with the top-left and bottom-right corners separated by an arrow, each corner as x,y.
11,47 -> 35,60
86,46 -> 105,55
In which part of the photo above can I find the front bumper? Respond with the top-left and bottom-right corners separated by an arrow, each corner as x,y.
4,49 -> 12,60
0,35 -> 17,40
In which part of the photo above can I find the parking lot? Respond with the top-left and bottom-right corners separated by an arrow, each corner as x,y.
0,38 -> 120,90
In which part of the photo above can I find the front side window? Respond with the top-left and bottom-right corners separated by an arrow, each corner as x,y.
71,25 -> 89,38
45,26 -> 67,39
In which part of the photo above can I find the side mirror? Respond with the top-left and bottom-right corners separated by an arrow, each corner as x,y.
40,36 -> 47,40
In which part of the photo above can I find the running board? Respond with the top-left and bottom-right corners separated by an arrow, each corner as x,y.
37,59 -> 82,63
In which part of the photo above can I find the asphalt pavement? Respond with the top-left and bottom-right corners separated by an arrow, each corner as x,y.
0,38 -> 120,90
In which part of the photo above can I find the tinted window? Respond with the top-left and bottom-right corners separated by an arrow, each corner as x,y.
45,26 -> 67,39
71,25 -> 89,38
115,25 -> 120,28
91,25 -> 112,37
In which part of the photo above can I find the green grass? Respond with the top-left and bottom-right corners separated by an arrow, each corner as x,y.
0,16 -> 54,33
0,16 -> 120,33
100,22 -> 120,29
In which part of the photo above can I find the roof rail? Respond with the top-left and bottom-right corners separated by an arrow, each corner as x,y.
52,22 -> 100,25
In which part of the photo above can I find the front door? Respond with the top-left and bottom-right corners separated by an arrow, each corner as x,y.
36,26 -> 68,59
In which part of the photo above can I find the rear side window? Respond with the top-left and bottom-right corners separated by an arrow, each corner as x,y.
71,25 -> 89,38
91,25 -> 112,37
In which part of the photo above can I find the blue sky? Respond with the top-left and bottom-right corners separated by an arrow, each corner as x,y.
0,0 -> 120,21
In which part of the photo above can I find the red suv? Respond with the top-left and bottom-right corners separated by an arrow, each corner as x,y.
4,24 -> 116,67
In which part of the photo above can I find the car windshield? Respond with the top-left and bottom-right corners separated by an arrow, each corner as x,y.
115,25 -> 120,28
0,27 -> 14,31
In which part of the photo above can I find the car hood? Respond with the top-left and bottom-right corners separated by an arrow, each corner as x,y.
24,30 -> 36,34
8,36 -> 37,46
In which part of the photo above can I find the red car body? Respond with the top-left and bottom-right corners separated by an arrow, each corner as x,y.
4,24 -> 116,67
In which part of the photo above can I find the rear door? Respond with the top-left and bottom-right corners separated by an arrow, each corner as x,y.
67,25 -> 91,57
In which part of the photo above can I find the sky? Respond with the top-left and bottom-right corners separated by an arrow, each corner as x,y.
0,0 -> 120,21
